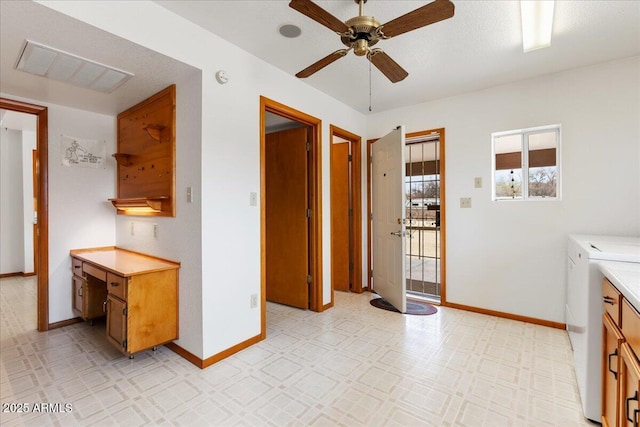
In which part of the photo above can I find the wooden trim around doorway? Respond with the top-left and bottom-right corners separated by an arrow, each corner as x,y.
0,97 -> 49,331
260,96 -> 324,338
330,125 -> 363,295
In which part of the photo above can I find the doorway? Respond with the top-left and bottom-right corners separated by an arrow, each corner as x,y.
0,97 -> 49,331
367,128 -> 446,304
330,125 -> 362,294
260,96 -> 323,335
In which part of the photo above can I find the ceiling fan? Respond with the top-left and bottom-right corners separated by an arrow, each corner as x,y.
289,0 -> 455,83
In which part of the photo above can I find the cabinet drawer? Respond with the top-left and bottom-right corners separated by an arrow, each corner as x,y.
107,272 -> 127,300
83,263 -> 107,282
72,257 -> 83,275
603,278 -> 622,326
622,298 -> 640,357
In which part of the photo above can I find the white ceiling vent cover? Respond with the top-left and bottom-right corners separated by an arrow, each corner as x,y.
15,40 -> 134,93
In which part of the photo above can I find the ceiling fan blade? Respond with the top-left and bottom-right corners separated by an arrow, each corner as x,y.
379,0 -> 454,38
296,49 -> 349,78
368,50 -> 408,83
289,0 -> 349,34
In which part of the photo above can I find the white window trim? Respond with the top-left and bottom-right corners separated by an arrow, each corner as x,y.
491,124 -> 562,201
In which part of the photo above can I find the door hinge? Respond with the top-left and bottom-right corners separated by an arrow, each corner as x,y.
349,262 -> 354,271
123,307 -> 128,316
348,154 -> 353,162
370,213 -> 373,220
349,208 -> 353,217
369,155 -> 373,164
306,209 -> 312,218
306,275 -> 312,285
370,269 -> 374,277
123,339 -> 127,350
306,142 -> 311,152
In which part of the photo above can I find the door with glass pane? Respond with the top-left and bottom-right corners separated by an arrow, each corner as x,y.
404,131 -> 442,302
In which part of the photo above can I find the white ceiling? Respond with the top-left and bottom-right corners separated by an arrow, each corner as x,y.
0,1 -> 638,119
156,0 -> 640,114
0,1 -> 200,116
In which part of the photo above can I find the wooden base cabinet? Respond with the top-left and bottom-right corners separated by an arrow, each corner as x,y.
71,248 -> 179,358
620,344 -> 640,427
602,278 -> 640,427
71,260 -> 108,322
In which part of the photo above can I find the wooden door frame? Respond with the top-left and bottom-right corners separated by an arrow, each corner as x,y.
1,97 -> 49,331
260,96 -> 323,337
329,125 -> 362,296
367,128 -> 446,304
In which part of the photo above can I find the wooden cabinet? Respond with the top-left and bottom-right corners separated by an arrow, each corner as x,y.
602,277 -> 640,427
620,343 -> 640,427
71,258 -> 107,322
71,247 -> 180,358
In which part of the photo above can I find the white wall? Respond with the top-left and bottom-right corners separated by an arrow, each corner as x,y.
367,56 -> 640,323
0,128 -> 24,274
40,1 -> 368,359
115,71 -> 204,356
22,130 -> 36,273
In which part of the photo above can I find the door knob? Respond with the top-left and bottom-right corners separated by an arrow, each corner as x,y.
390,231 -> 404,237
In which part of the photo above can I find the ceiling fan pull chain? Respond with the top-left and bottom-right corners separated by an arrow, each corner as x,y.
369,57 -> 372,112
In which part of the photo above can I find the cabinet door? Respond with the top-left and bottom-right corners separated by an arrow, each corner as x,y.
619,343 -> 640,427
106,295 -> 127,352
72,275 -> 84,316
603,313 -> 624,427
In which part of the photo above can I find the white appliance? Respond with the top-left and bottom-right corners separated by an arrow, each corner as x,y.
566,234 -> 640,422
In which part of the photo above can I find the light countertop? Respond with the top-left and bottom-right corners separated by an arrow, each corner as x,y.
599,261 -> 640,311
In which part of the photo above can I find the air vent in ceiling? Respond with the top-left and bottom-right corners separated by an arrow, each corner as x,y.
15,40 -> 134,93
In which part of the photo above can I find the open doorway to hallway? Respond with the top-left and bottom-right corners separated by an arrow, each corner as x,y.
259,96 -> 324,340
0,97 -> 49,331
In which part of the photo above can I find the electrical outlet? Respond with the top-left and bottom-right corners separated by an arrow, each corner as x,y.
460,197 -> 472,208
187,187 -> 193,203
250,294 -> 258,308
130,222 -> 135,236
152,224 -> 158,238
250,192 -> 257,206
474,177 -> 482,188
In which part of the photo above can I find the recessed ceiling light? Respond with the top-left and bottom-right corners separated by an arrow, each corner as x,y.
14,40 -> 134,93
279,24 -> 302,38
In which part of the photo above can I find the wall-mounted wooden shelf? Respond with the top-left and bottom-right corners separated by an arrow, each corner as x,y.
111,85 -> 176,217
109,196 -> 169,214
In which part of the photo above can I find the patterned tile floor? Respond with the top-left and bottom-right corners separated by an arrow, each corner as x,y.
0,276 -> 596,426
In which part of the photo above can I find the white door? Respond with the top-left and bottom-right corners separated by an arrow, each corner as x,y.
372,126 -> 406,313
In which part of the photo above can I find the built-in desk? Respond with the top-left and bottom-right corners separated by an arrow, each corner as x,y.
70,247 -> 180,358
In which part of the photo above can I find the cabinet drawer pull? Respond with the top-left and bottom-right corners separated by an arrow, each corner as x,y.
607,349 -> 618,380
74,265 -> 81,269
627,391 -> 639,424
110,282 -> 120,287
633,408 -> 638,427
78,287 -> 83,297
603,296 -> 615,305
103,300 -> 107,313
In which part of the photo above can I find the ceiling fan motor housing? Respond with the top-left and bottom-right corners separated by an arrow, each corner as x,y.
341,15 -> 381,56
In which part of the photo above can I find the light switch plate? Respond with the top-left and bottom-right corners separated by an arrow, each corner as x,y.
474,177 -> 482,188
460,197 -> 472,208
250,192 -> 257,206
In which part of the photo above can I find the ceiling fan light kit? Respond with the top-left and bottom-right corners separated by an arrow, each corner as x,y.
289,0 -> 455,83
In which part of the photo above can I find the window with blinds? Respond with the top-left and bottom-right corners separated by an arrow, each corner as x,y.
492,125 -> 561,200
